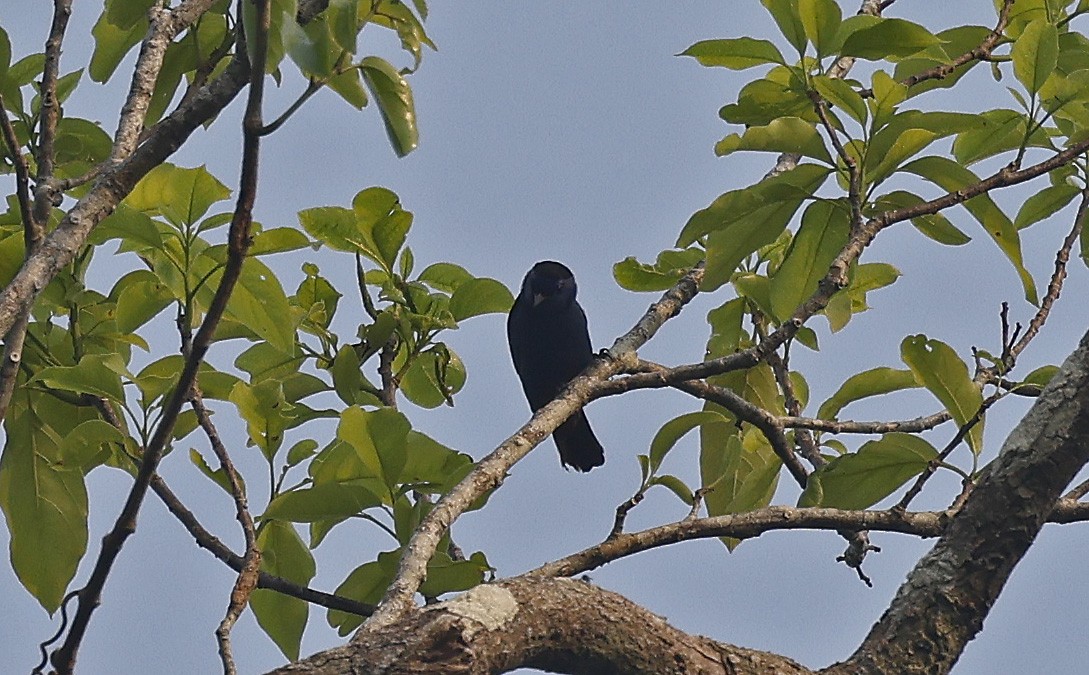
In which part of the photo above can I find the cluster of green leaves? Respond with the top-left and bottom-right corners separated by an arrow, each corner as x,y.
616,0 -> 1084,538
0,0 -> 507,658
91,0 -> 428,155
0,156 -> 510,657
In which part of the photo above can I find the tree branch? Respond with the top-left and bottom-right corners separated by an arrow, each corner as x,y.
273,578 -> 814,675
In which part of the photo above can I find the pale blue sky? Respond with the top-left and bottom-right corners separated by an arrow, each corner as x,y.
2,1 -> 1088,673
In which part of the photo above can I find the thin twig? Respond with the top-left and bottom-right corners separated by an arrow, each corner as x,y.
894,395 -> 999,512
194,387 -> 262,675
1005,186 -> 1088,365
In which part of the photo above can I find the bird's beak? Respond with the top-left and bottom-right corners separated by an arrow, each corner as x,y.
532,293 -> 546,306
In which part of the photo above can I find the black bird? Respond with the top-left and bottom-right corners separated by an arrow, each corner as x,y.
507,261 -> 605,472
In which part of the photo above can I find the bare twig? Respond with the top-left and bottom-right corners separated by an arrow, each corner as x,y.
526,496 -> 1089,580
195,387 -> 262,675
1004,187 -> 1088,366
602,359 -> 810,488
894,395 -> 999,512
899,0 -> 1012,93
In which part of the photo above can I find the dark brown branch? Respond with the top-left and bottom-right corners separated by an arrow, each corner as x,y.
900,0 -> 1012,92
32,0 -> 72,237
529,496 -> 1089,581
148,473 -> 374,616
603,359 -> 810,488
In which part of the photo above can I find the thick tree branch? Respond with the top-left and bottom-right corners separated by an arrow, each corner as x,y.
274,578 -> 813,675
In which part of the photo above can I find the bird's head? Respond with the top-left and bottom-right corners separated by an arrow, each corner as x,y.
523,260 -> 577,307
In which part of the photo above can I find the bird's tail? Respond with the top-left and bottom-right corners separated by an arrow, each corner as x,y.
553,410 -> 605,472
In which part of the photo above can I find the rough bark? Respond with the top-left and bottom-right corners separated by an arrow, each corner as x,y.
271,577 -> 813,675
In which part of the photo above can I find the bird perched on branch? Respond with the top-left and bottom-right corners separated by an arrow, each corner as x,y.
507,260 -> 605,472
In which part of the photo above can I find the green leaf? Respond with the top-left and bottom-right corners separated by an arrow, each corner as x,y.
223,257 -> 296,353
719,74 -> 815,127
760,0 -> 806,54
188,449 -> 242,495
59,420 -> 125,471
769,200 -> 850,321
54,118 -> 112,167
401,431 -> 473,490
0,27 -> 10,86
951,109 -> 1027,166
871,191 -> 971,246
817,367 -> 921,419
715,116 -> 832,164
690,166 -> 832,291
0,412 -> 88,612
449,278 -> 514,320
419,551 -> 490,598
812,75 -> 867,126
1014,184 -> 1080,230
417,262 -> 473,293
866,128 -> 939,187
400,347 -> 467,409
1012,19 -> 1059,95
33,354 -> 126,402
230,380 -> 291,460
1023,364 -> 1059,389
90,204 -> 164,250
264,480 -> 384,521
649,411 -> 730,475
901,335 -> 985,454
338,406 -> 412,491
649,474 -> 694,505
841,18 -> 941,60
700,424 -> 781,550
361,56 -> 418,157
328,551 -> 400,635
799,433 -> 937,509
798,0 -> 841,58
328,66 -> 369,109
89,10 -> 144,83
680,164 -> 831,246
250,227 -> 311,255
869,70 -> 906,130
613,248 -> 703,292
112,270 -> 173,333
679,38 -> 784,69
251,520 -> 316,661
902,156 -> 1037,304
125,164 -> 232,227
